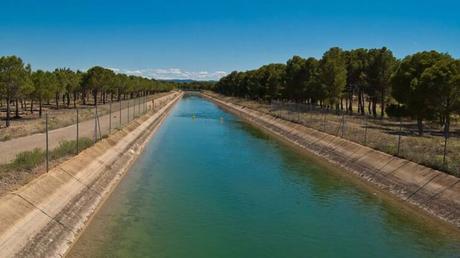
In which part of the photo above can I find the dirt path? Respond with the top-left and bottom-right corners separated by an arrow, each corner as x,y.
0,93 -> 171,141
0,92 -> 176,164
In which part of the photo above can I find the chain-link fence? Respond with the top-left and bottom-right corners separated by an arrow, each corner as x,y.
273,101 -> 460,176
210,94 -> 460,177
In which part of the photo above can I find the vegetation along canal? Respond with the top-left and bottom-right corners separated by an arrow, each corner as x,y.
68,94 -> 460,258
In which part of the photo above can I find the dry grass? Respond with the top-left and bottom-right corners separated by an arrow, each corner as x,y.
0,92 -> 169,141
208,92 -> 460,177
0,138 -> 93,173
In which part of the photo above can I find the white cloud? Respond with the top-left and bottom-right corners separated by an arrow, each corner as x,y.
108,67 -> 227,81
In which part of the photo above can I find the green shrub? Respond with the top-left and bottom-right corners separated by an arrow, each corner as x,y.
1,134 -> 11,141
386,104 -> 409,118
10,148 -> 45,171
3,138 -> 94,173
50,138 -> 93,159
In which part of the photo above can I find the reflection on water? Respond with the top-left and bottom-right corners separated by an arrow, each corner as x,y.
68,95 -> 460,258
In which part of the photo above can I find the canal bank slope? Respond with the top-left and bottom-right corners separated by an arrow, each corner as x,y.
203,93 -> 460,229
0,91 -> 183,258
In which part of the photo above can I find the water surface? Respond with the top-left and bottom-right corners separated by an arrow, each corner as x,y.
69,95 -> 460,258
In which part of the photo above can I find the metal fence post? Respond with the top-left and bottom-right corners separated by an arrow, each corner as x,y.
76,108 -> 79,154
397,118 -> 402,156
310,103 -> 313,120
322,110 -> 326,132
109,101 -> 112,134
364,114 -> 368,145
127,100 -> 130,122
443,128 -> 449,167
341,112 -> 345,138
45,112 -> 49,172
96,107 -> 102,140
94,107 -> 97,143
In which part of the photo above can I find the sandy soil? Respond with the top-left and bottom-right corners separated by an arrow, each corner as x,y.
0,93 -> 173,164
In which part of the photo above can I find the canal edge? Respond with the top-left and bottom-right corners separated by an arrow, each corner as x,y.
0,91 -> 183,258
202,92 -> 460,230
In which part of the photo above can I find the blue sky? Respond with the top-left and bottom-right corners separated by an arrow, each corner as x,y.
0,0 -> 459,80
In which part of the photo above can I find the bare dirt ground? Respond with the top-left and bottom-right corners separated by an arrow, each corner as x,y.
0,93 -> 171,164
0,92 -> 182,258
0,93 -> 169,141
0,92 -> 178,197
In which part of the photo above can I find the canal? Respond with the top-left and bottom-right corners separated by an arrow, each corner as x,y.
68,95 -> 460,258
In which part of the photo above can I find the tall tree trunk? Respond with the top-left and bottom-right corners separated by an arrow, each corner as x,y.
55,93 -> 59,109
348,90 -> 353,114
359,91 -> 365,115
444,115 -> 450,139
380,88 -> 385,118
93,91 -> 98,106
367,99 -> 371,115
73,92 -> 77,108
39,99 -> 43,117
417,117 -> 424,136
15,99 -> 19,118
82,92 -> 86,105
30,99 -> 34,114
6,96 -> 10,127
372,98 -> 377,118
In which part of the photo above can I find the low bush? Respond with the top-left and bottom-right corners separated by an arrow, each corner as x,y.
10,148 -> 45,171
1,137 -> 94,173
50,138 -> 93,159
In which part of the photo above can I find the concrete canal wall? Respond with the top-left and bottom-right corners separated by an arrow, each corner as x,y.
0,91 -> 183,258
203,93 -> 460,229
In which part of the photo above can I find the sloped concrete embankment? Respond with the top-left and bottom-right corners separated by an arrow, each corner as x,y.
0,92 -> 183,258
203,93 -> 460,228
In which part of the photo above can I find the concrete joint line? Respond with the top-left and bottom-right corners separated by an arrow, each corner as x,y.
422,179 -> 460,205
205,93 -> 460,228
317,134 -> 345,156
59,168 -> 103,198
10,192 -> 77,235
405,173 -> 441,201
343,148 -> 373,165
362,155 -> 398,178
348,149 -> 377,164
383,160 -> 411,177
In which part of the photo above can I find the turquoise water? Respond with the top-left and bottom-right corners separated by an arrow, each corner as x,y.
68,95 -> 460,258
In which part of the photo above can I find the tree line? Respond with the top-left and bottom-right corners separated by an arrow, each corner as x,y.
0,56 -> 176,127
215,47 -> 460,135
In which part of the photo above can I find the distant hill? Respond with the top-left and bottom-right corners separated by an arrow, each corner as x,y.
163,79 -> 195,83
161,79 -> 217,83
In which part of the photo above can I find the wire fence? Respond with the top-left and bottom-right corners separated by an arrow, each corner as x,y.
210,93 -> 460,177
270,101 -> 460,176
0,92 -> 178,172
